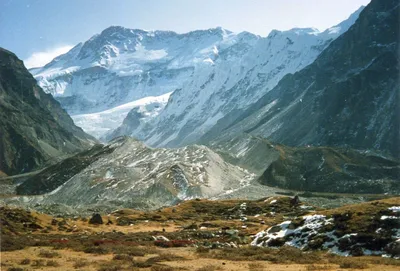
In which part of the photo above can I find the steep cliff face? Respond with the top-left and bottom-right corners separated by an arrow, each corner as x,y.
204,0 -> 399,159
0,48 -> 95,175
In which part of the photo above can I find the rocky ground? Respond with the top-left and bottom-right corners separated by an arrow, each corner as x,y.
1,197 -> 399,271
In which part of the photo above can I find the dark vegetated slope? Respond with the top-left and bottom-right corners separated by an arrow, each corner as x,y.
0,48 -> 96,175
258,145 -> 400,194
16,144 -> 116,195
210,134 -> 399,194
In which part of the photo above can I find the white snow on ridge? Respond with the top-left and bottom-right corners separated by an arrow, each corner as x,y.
138,7 -> 365,148
31,6 -> 365,143
72,92 -> 172,139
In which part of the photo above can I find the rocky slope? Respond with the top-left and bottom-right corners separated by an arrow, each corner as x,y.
252,197 -> 400,258
10,134 -> 399,214
203,0 -> 399,159
211,134 -> 399,194
0,48 -> 95,176
14,137 -> 256,210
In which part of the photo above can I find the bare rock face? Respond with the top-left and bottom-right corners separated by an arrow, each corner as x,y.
0,48 -> 95,175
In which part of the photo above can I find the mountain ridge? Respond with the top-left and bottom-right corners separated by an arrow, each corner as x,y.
30,6 -> 363,142
201,0 -> 399,159
108,6 -> 364,146
0,48 -> 96,175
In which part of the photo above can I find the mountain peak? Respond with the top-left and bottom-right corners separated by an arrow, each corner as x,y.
266,27 -> 320,39
322,5 -> 365,35
288,27 -> 321,35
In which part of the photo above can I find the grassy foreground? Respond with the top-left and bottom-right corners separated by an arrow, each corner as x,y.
1,197 -> 399,270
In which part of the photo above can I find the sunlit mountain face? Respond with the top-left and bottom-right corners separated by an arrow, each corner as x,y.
1,0 -> 399,267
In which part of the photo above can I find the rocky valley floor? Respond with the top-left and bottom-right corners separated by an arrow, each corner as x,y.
1,197 -> 399,271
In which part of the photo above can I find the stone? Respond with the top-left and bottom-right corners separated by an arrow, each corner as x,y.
89,213 -> 103,225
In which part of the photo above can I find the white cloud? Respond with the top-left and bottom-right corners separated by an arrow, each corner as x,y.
24,45 -> 73,68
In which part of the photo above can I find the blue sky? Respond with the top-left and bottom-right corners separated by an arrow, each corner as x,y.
1,0 -> 370,68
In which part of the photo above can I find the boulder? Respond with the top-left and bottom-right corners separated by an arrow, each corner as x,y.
89,213 -> 103,225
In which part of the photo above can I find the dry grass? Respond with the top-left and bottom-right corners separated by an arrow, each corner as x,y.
306,264 -> 331,270
196,246 -> 210,254
19,258 -> 30,265
112,245 -> 158,256
31,259 -> 46,267
73,258 -> 90,269
151,265 -> 176,271
112,254 -> 133,261
131,260 -> 153,268
148,253 -> 185,262
38,249 -> 60,258
196,264 -> 223,271
327,254 -> 400,268
1,235 -> 27,251
130,253 -> 185,269
248,262 -> 264,271
205,246 -> 323,264
97,263 -> 124,271
339,261 -> 368,269
367,257 -> 400,266
1,198 -> 400,271
46,260 -> 60,267
83,246 -> 108,254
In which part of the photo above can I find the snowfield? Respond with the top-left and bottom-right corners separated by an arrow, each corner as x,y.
71,92 -> 171,139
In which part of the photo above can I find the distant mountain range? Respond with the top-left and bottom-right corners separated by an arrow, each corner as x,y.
30,7 -> 363,142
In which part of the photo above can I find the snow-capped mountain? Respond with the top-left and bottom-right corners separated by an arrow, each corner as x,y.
31,6 -> 363,144
31,26 -> 256,115
112,7 -> 364,147
205,0 -> 399,159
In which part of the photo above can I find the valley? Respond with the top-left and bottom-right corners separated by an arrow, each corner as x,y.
1,0 -> 399,269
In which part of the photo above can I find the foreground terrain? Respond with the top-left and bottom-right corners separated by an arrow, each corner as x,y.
1,197 -> 399,270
